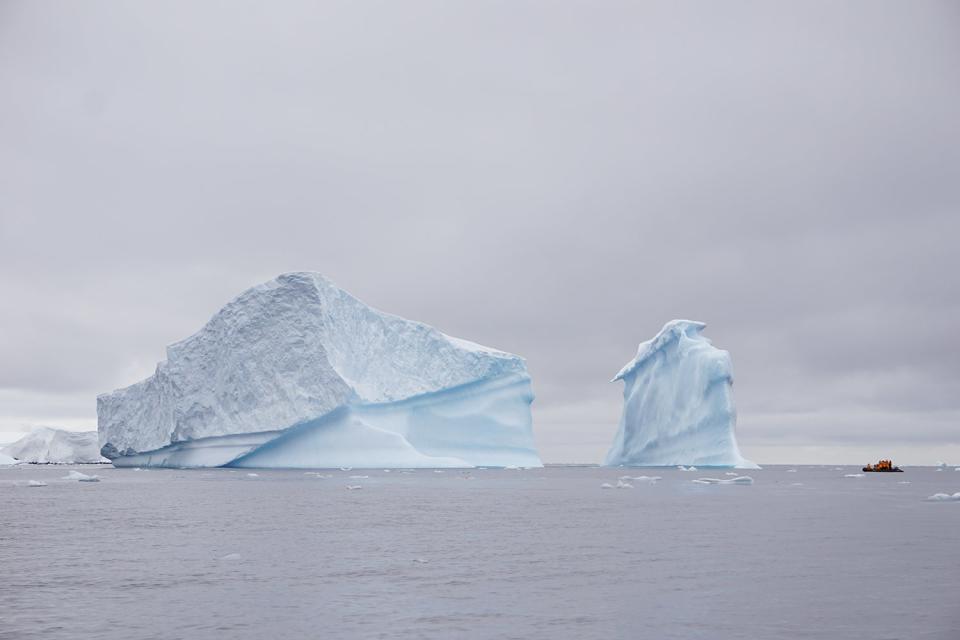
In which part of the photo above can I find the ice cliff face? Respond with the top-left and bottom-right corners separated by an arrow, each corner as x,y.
604,320 -> 757,469
2,428 -> 106,464
97,272 -> 542,468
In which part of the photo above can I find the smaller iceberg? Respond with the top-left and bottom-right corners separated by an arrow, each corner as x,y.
604,320 -> 757,469
2,428 -> 106,464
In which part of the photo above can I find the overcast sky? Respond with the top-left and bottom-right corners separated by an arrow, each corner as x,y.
1,1 -> 958,464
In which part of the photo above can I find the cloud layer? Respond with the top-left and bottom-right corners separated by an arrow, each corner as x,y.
2,1 -> 958,463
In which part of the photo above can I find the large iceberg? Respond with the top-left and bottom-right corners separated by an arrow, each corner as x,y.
604,320 -> 757,469
98,272 -> 542,469
1,427 -> 106,464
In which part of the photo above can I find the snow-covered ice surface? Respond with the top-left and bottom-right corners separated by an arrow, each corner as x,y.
2,465 -> 958,640
1,427 -> 106,464
97,272 -> 541,469
0,452 -> 19,466
605,320 -> 757,469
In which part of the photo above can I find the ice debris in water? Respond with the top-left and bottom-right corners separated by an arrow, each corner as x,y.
601,483 -> 615,489
844,473 -> 865,478
349,475 -> 369,479
97,272 -> 541,470
27,480 -> 47,487
621,475 -> 661,483
925,492 -> 960,502
62,470 -> 99,482
246,473 -> 259,478
219,553 -> 242,561
616,479 -> 634,489
692,476 -> 754,485
605,320 -> 756,469
346,485 -> 363,490
786,469 -> 798,473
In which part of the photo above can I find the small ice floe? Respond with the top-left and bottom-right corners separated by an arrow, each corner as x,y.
433,470 -> 445,473
62,470 -> 99,482
133,468 -> 142,472
246,473 -> 259,478
621,475 -> 661,483
844,473 -> 865,478
790,482 -> 804,486
935,461 -> 948,469
383,469 -> 391,473
349,475 -> 369,479
27,480 -> 47,487
725,472 -> 739,476
346,485 -> 363,490
677,465 -> 688,471
505,465 -> 519,470
692,476 -> 754,485
413,558 -> 429,564
925,492 -> 960,502
834,467 -> 843,471
786,469 -> 798,473
219,553 -> 242,561
616,479 -> 634,489
340,467 -> 353,472
601,483 -> 615,489
897,481 -> 911,484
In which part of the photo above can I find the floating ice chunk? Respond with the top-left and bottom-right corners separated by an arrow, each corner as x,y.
433,470 -> 445,473
346,485 -> 363,490
935,461 -> 948,469
844,473 -> 864,478
925,492 -> 960,502
340,467 -> 353,472
786,469 -> 797,473
790,482 -> 804,486
27,480 -> 47,487
349,475 -> 369,479
62,470 -> 99,482
246,473 -> 259,478
616,479 -> 634,489
601,483 -> 615,489
413,558 -> 429,564
605,320 -> 757,469
897,481 -> 911,484
622,475 -> 661,483
693,476 -> 754,485
725,472 -> 738,476
219,553 -> 242,561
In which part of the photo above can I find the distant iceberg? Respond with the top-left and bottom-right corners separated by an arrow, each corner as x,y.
2,427 -> 106,464
604,320 -> 757,469
98,272 -> 542,469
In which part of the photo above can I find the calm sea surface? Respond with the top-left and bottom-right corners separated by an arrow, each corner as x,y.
1,465 -> 958,639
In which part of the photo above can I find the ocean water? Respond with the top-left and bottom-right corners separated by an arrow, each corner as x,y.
1,465 -> 957,639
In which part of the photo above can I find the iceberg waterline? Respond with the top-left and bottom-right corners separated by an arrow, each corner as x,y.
604,320 -> 757,469
99,272 -> 542,469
